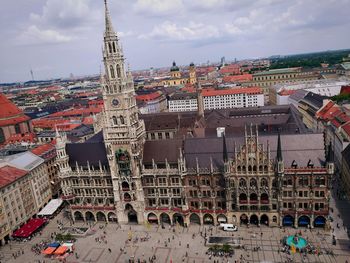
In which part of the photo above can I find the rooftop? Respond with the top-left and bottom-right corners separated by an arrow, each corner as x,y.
1,151 -> 44,171
0,165 -> 27,189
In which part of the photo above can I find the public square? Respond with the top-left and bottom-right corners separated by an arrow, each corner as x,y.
1,204 -> 350,263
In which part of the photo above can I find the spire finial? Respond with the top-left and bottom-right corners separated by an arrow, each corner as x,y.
104,0 -> 114,34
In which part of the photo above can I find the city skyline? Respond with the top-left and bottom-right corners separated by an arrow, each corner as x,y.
1,0 -> 350,82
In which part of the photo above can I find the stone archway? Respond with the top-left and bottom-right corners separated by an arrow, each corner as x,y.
160,213 -> 171,224
249,214 -> 259,225
85,211 -> 95,221
125,204 -> 138,224
314,216 -> 326,228
232,215 -> 237,224
74,211 -> 84,221
173,213 -> 184,226
121,181 -> 130,191
260,214 -> 269,226
203,214 -> 214,225
107,212 -> 118,223
96,211 -> 106,222
190,213 -> 201,225
240,214 -> 248,224
282,215 -> 294,226
298,215 -> 310,227
217,214 -> 227,224
147,213 -> 158,224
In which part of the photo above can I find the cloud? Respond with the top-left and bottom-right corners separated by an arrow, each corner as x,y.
118,31 -> 135,38
133,0 -> 184,16
139,21 -> 220,41
29,0 -> 101,30
16,25 -> 72,45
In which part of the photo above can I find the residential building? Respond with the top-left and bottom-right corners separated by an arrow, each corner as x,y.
0,166 -> 31,245
168,87 -> 264,112
0,93 -> 36,146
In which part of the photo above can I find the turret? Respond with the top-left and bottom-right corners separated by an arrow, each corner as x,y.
276,132 -> 284,175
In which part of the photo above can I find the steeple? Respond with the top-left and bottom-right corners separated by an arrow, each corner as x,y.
223,134 -> 228,163
276,132 -> 284,174
104,0 -> 114,35
276,131 -> 282,162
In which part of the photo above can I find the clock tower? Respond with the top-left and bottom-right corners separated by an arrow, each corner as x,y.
101,0 -> 146,224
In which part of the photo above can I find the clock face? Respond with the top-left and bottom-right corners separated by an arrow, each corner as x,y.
112,99 -> 119,107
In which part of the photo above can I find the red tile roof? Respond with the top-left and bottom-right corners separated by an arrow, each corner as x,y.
0,93 -> 30,126
136,91 -> 162,101
222,74 -> 252,83
202,87 -> 262,97
31,143 -> 56,160
6,133 -> 37,144
219,65 -> 241,75
278,89 -> 297,96
0,165 -> 27,188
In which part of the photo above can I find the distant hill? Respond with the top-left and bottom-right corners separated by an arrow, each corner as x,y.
269,49 -> 350,69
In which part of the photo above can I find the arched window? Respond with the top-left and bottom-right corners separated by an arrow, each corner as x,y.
15,123 -> 20,134
105,85 -> 109,93
112,116 -> 117,125
250,178 -> 257,187
261,178 -> 268,187
116,64 -> 121,78
0,128 -> 5,144
120,116 -> 124,125
108,43 -> 112,54
110,65 -> 115,79
113,42 -> 116,53
239,178 -> 246,187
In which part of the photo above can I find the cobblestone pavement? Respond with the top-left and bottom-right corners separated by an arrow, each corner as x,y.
1,208 -> 350,263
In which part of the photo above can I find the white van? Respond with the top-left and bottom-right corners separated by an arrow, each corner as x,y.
220,223 -> 238,231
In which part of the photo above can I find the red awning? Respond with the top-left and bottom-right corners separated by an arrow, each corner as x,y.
12,218 -> 47,238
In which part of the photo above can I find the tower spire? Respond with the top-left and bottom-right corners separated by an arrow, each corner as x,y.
223,134 -> 228,163
277,131 -> 283,162
104,0 -> 115,34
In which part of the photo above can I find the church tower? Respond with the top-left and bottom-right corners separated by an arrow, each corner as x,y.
189,62 -> 197,84
101,0 -> 146,224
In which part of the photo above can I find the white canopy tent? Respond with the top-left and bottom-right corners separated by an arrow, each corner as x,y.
37,198 -> 63,216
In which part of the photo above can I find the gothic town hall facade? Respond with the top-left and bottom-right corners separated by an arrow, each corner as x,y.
57,1 -> 333,229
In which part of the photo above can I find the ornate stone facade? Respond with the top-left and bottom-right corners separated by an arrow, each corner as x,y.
58,1 -> 332,229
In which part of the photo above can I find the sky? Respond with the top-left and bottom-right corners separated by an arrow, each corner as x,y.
1,0 -> 350,83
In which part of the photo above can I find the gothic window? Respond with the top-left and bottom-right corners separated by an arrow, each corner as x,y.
108,43 -> 112,54
239,178 -> 247,187
112,116 -> 118,125
110,65 -> 115,79
106,85 -> 110,93
116,64 -> 121,78
260,178 -> 268,187
120,115 -> 124,125
0,128 -> 4,143
112,42 -> 116,53
250,178 -> 257,188
15,123 -> 20,134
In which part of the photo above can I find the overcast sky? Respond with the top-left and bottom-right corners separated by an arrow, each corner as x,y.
1,0 -> 350,83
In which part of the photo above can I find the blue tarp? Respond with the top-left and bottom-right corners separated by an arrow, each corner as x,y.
47,242 -> 60,248
314,217 -> 325,225
283,216 -> 294,225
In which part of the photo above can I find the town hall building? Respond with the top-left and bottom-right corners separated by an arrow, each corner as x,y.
57,0 -> 333,229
